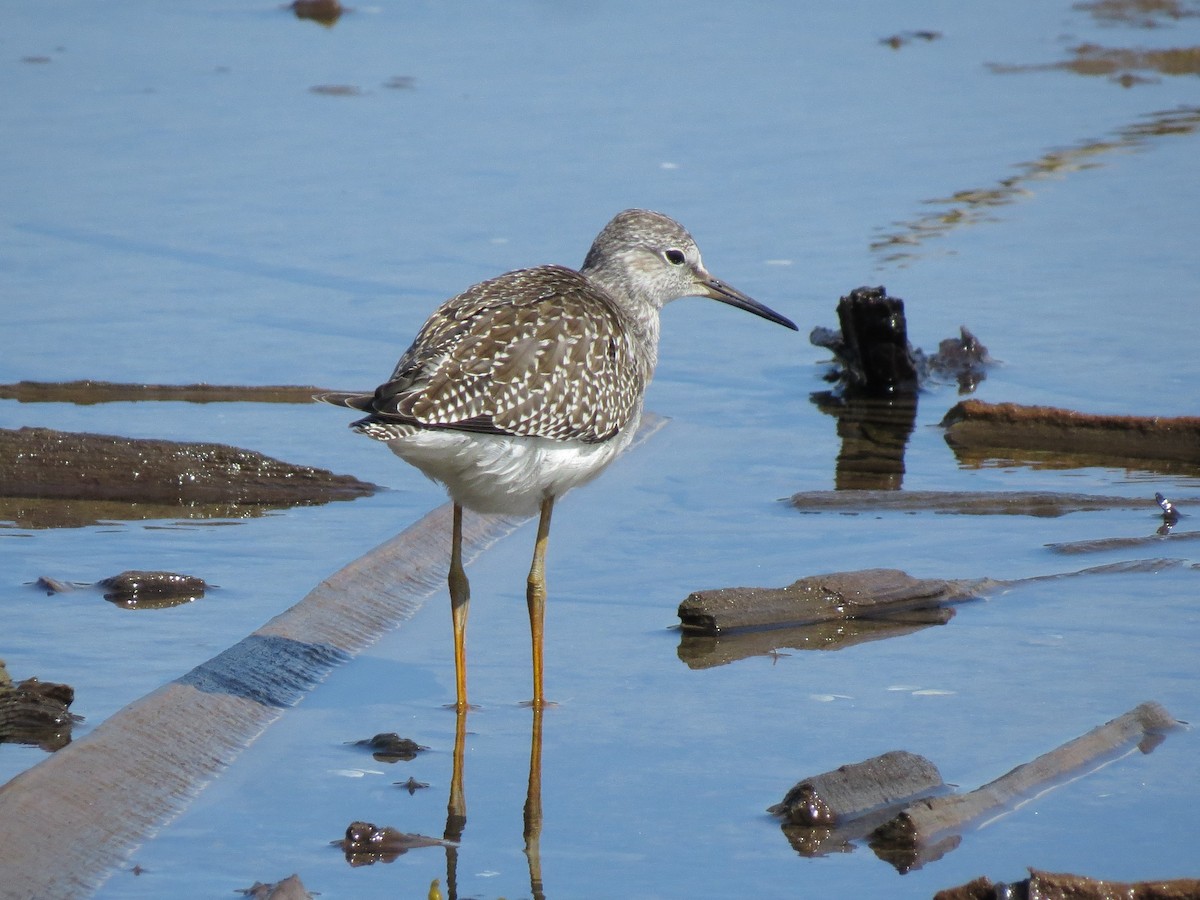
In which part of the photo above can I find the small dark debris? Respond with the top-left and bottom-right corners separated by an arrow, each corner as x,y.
383,75 -> 415,90
1157,492 -> 1182,525
288,0 -> 345,26
34,576 -> 75,595
309,84 -> 361,96
880,30 -> 942,49
396,776 -> 430,794
350,732 -> 428,763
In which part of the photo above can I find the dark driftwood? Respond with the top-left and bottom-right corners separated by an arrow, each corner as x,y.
790,489 -> 1165,517
0,427 -> 376,505
0,380 -> 329,405
769,750 -> 945,826
942,400 -> 1200,469
935,868 -> 1200,900
871,701 -> 1179,872
678,561 -> 1183,639
678,569 -> 990,634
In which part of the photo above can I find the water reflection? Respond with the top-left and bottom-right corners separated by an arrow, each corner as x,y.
439,707 -> 545,900
872,106 -> 1200,265
811,391 -> 918,492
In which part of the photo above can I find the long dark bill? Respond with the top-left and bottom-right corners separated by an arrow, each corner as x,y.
702,277 -> 798,331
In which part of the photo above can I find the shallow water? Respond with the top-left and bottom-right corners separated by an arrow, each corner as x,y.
3,1 -> 1200,897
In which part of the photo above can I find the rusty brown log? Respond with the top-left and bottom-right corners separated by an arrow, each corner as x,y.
0,427 -> 376,505
769,750 -> 945,826
941,400 -> 1200,469
677,569 -> 990,634
872,702 -> 1180,871
0,380 -> 330,405
935,868 -> 1200,900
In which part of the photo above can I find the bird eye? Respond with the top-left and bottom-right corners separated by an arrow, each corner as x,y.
664,249 -> 686,266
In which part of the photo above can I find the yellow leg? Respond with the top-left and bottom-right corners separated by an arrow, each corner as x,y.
449,503 -> 471,711
526,496 -> 554,708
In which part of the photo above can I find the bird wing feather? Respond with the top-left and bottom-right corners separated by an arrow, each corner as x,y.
364,266 -> 646,443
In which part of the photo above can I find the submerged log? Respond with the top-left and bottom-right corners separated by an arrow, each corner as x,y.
0,380 -> 329,405
678,569 -> 990,634
935,868 -> 1200,900
790,489 -> 1165,517
0,426 -> 377,505
811,286 -> 991,395
769,750 -> 946,826
871,701 -> 1180,872
942,400 -> 1200,470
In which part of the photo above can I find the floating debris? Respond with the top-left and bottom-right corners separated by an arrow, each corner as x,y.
350,732 -> 428,763
336,821 -> 450,866
0,661 -> 80,752
287,0 -> 344,26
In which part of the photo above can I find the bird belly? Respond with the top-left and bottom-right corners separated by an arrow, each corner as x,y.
378,416 -> 640,516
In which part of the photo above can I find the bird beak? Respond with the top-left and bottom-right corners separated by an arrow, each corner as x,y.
699,276 -> 799,331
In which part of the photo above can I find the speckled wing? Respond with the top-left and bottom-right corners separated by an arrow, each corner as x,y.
363,265 -> 647,444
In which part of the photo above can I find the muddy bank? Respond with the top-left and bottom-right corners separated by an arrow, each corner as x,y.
0,427 -> 377,513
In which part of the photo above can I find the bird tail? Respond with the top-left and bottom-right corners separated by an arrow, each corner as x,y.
314,390 -> 376,412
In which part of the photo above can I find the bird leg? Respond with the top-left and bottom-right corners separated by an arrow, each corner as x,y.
526,496 -> 554,708
449,502 -> 471,711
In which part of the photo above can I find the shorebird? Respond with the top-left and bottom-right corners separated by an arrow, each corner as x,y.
322,209 -> 797,709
